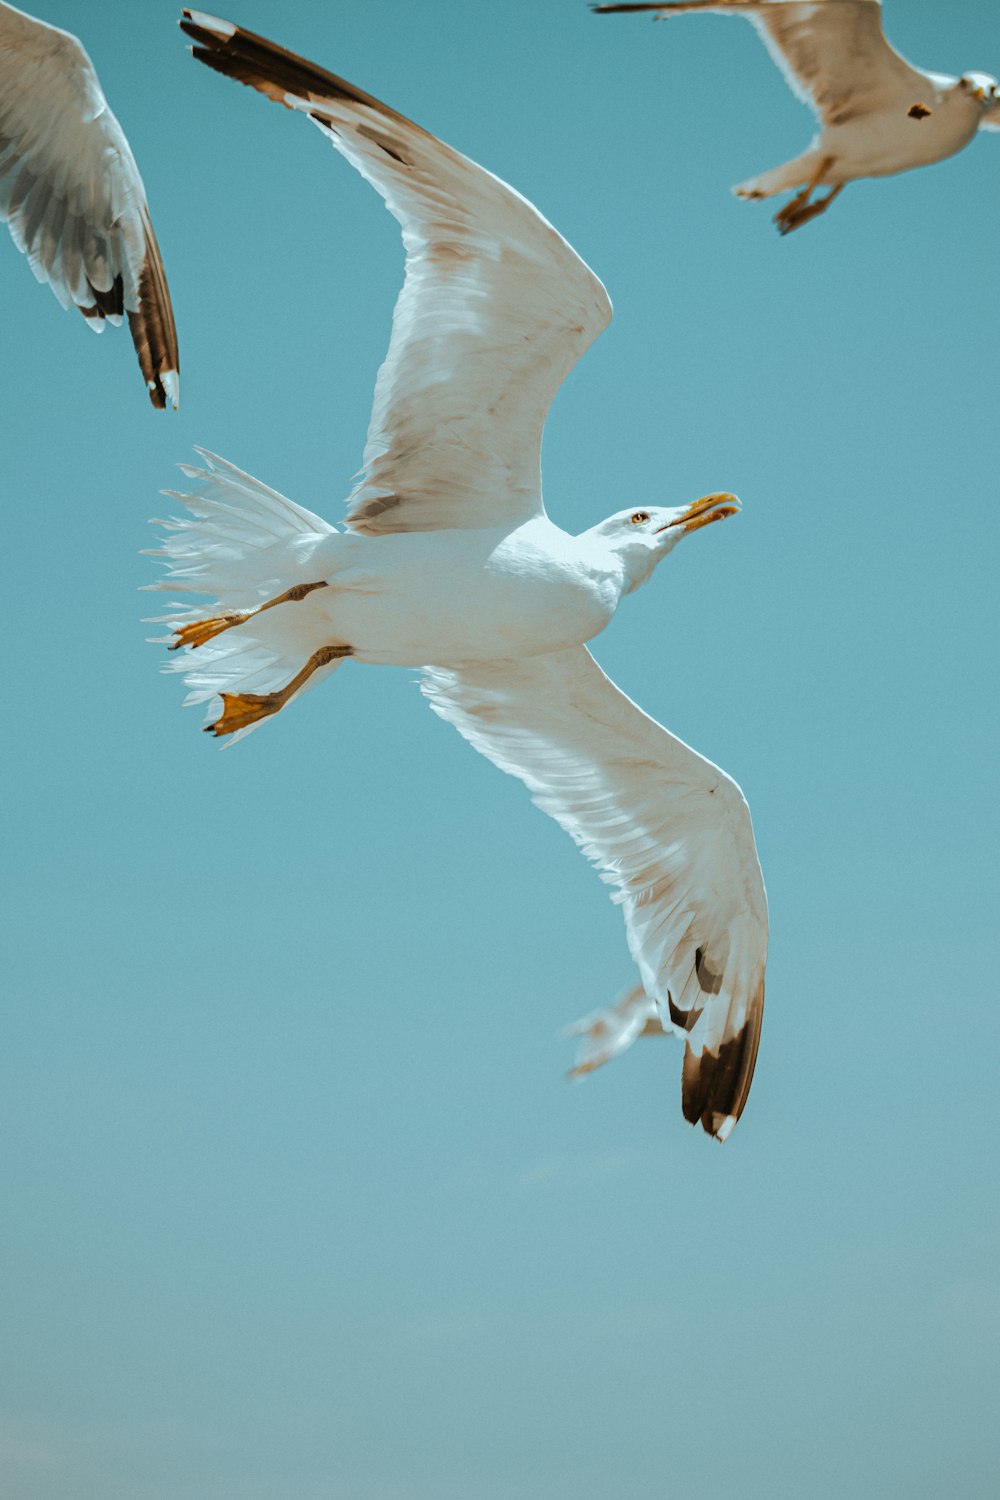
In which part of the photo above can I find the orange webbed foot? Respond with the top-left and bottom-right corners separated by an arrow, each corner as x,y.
204,690 -> 282,737
170,612 -> 248,651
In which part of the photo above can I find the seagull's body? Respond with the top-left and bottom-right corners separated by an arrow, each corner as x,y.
295,520 -> 622,668
596,0 -> 1000,233
0,1 -> 178,405
152,11 -> 768,1141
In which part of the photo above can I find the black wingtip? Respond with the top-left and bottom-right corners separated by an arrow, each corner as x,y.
681,981 -> 764,1141
177,7 -> 431,142
127,213 -> 179,411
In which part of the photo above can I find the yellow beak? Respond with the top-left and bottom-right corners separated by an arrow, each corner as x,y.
657,491 -> 741,536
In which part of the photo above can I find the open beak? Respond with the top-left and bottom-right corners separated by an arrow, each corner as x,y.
656,491 -> 741,536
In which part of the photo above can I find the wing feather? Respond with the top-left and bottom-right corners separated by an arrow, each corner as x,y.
422,647 -> 768,1140
0,2 -> 179,407
180,10 -> 611,534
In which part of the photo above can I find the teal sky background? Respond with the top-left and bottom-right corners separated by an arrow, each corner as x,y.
2,1 -> 998,1496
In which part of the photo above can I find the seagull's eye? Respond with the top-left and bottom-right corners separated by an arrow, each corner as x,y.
630,511 -> 650,525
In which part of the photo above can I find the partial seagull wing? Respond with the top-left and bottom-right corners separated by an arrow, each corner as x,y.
0,2 -> 178,408
980,98 -> 1000,132
180,10 -> 610,535
422,647 -> 768,1141
595,1 -> 934,126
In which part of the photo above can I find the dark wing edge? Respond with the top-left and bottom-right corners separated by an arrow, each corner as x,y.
592,3 -> 759,16
681,976 -> 764,1140
128,206 -> 179,410
179,10 -> 430,135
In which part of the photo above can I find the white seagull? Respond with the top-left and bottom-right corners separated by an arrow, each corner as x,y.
594,0 -> 1000,233
150,10 -> 768,1141
0,1 -> 179,406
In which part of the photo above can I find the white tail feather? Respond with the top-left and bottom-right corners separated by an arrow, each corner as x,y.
146,450 -> 343,739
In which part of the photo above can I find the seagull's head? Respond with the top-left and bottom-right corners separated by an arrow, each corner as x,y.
591,492 -> 740,591
958,71 -> 999,105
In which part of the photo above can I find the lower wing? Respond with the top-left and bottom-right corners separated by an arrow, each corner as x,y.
422,646 -> 768,1140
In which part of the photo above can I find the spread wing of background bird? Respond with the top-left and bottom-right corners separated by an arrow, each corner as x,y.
0,2 -> 179,408
593,0 -> 934,127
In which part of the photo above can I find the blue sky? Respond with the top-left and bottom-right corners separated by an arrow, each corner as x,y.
1,1 -> 998,1496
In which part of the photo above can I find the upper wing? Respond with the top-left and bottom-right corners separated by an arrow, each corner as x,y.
422,647 -> 768,1141
595,1 -> 934,127
180,10 -> 611,535
0,2 -> 179,408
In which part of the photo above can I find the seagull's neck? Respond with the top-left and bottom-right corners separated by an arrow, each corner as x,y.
571,529 -> 657,599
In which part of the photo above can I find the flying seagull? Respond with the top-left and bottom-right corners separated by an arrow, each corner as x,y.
151,10 -> 768,1141
594,0 -> 1000,233
0,2 -> 179,406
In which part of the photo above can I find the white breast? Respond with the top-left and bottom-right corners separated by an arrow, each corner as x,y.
308,519 -> 621,668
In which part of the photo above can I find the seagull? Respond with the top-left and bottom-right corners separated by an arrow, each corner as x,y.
594,0 -> 1000,233
0,2 -> 179,406
150,10 -> 768,1142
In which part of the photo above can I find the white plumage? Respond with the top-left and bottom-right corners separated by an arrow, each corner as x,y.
596,0 -> 1000,233
421,651 -> 767,1140
0,1 -> 178,405
149,11 -> 769,1140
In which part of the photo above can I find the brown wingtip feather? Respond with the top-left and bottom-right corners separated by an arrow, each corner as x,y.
681,981 -> 764,1141
593,2 -> 735,12
128,210 -> 180,410
178,9 -> 426,136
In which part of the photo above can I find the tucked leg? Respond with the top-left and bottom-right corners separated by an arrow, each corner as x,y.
170,579 -> 329,652
205,643 -> 352,737
775,183 -> 843,236
772,157 -> 836,235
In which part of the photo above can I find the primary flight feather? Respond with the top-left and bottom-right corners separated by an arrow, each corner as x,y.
149,10 -> 769,1141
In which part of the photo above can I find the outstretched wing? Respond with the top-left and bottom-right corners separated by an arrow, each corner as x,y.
422,647 -> 768,1142
0,2 -> 179,408
595,1 -> 934,127
180,10 -> 611,535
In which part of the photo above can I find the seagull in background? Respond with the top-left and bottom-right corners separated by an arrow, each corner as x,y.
150,11 -> 768,1141
594,0 -> 1000,233
0,2 -> 179,406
